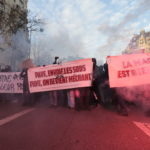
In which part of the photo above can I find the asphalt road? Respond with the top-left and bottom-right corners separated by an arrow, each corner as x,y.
0,103 -> 150,150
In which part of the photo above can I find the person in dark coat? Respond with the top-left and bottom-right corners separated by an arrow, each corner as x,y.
20,68 -> 29,93
49,57 -> 60,107
101,62 -> 128,116
53,56 -> 59,64
20,68 -> 32,106
90,58 -> 101,106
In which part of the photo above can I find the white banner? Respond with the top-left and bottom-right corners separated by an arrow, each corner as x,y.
0,72 -> 23,93
28,59 -> 93,93
107,53 -> 150,87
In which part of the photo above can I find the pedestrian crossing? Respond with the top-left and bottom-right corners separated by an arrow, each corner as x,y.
133,121 -> 150,137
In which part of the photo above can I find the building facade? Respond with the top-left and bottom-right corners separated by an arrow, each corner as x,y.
124,30 -> 150,54
5,0 -> 28,10
0,0 -> 29,71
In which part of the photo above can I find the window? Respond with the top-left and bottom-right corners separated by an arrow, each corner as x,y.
139,39 -> 144,44
20,0 -> 24,4
147,37 -> 150,45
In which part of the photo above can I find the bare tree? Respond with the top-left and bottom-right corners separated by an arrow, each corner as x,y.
0,1 -> 44,70
0,1 -> 44,42
27,11 -> 44,34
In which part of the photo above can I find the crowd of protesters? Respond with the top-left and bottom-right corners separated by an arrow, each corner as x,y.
19,57 -> 131,116
1,58 -> 150,117
0,65 -> 11,72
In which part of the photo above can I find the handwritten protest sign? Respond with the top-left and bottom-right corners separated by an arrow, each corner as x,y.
0,72 -> 23,93
107,53 -> 150,87
28,59 -> 93,93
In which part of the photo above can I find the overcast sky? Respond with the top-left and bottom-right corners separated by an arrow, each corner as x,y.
28,0 -> 150,64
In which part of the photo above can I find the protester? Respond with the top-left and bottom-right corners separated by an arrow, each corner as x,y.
49,90 -> 58,107
67,89 -> 75,109
49,56 -> 59,107
53,56 -> 59,64
100,62 -> 128,116
98,62 -> 111,105
74,89 -> 81,111
80,87 -> 91,110
90,58 -> 101,106
20,68 -> 30,105
1,56 -> 150,117
5,65 -> 11,72
0,65 -> 11,72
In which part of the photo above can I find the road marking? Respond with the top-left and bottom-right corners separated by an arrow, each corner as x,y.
133,121 -> 150,137
0,108 -> 35,126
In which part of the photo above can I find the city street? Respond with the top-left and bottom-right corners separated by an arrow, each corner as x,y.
0,102 -> 150,150
0,1 -> 150,150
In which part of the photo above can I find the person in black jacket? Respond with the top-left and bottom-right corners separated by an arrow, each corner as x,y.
20,68 -> 30,105
49,57 -> 60,107
101,62 -> 128,116
20,68 -> 28,93
53,56 -> 59,64
91,58 -> 101,106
